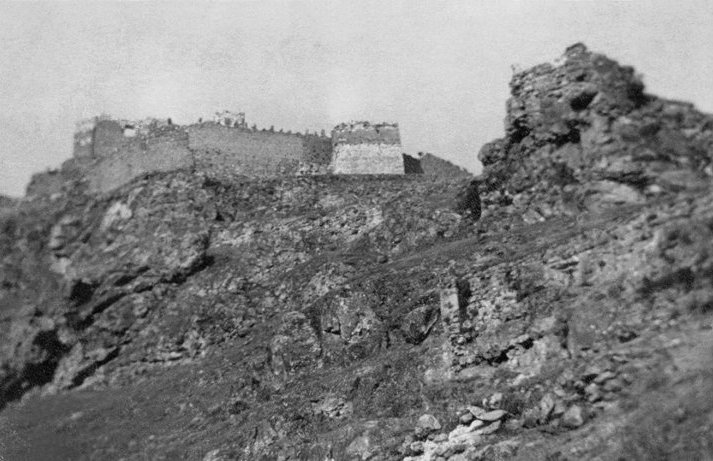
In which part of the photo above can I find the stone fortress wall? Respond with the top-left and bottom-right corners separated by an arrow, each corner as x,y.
331,122 -> 405,175
66,116 -> 194,193
187,123 -> 331,178
51,112 -> 336,194
25,112 -> 471,197
89,123 -> 194,193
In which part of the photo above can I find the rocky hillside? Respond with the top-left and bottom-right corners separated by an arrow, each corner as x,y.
1,44 -> 712,460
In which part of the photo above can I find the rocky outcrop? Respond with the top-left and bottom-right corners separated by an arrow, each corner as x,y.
0,173 -> 473,411
479,43 -> 713,223
1,45 -> 712,461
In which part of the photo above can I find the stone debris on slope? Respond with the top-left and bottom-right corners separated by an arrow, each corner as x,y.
402,404 -> 509,459
0,44 -> 712,460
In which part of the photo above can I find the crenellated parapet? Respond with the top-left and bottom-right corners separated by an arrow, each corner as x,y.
57,112 -> 405,195
332,121 -> 401,146
213,110 -> 246,128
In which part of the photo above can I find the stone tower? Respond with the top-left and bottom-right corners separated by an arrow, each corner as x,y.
330,121 -> 405,174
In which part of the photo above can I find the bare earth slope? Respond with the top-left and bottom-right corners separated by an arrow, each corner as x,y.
1,44 -> 713,460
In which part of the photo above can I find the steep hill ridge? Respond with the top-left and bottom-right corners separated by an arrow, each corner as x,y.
0,44 -> 712,460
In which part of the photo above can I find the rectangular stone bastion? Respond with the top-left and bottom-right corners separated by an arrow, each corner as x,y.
331,122 -> 405,175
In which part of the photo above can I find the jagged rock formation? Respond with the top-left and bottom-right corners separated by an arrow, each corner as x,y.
1,44 -> 712,460
480,42 -> 713,223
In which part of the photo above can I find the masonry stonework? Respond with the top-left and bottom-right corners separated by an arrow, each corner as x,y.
213,110 -> 246,128
73,118 -> 96,158
92,120 -> 127,158
331,122 -> 405,175
47,113 -> 408,196
302,134 -> 333,164
187,124 -> 304,161
186,123 -> 334,178
87,128 -> 193,193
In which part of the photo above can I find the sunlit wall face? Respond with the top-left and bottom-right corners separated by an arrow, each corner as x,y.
1,0 -> 712,196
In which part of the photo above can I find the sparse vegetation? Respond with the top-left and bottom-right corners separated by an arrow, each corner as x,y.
619,372 -> 713,460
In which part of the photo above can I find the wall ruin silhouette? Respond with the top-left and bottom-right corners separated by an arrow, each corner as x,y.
27,114 -> 409,197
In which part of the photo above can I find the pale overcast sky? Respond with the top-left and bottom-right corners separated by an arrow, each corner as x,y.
1,1 -> 712,196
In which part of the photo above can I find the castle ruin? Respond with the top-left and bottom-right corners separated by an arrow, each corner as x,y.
28,113 -> 413,197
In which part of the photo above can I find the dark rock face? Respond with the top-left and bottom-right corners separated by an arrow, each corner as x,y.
454,180 -> 482,220
1,45 -> 712,460
480,42 -> 713,223
0,174 -> 472,411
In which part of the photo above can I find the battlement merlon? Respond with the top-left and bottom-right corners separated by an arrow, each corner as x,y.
331,121 -> 401,146
214,110 -> 246,128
